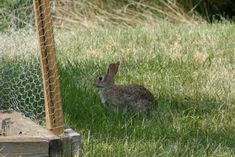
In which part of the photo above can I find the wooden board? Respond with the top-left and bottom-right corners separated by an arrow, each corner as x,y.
0,110 -> 56,138
0,110 -> 82,157
0,136 -> 64,157
0,136 -> 49,157
0,110 -> 62,157
63,128 -> 82,157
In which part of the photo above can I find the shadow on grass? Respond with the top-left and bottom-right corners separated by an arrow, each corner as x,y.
59,59 -> 235,155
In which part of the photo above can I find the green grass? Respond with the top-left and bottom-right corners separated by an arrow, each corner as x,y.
55,22 -> 235,156
1,22 -> 234,156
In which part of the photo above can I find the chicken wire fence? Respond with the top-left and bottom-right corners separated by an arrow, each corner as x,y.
0,0 -> 64,135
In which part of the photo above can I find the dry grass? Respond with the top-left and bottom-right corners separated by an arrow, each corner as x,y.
52,0 -> 204,28
0,29 -> 38,58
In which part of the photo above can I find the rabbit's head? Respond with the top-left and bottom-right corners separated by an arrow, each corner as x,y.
94,61 -> 120,89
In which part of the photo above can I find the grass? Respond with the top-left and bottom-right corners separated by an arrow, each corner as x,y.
0,1 -> 234,156
54,0 -> 202,27
53,22 -> 235,156
0,21 -> 234,156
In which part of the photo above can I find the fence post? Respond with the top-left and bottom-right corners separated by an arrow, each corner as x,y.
33,0 -> 64,135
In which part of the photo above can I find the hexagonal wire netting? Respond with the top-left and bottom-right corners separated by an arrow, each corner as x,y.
0,0 -> 62,131
0,1 -> 46,125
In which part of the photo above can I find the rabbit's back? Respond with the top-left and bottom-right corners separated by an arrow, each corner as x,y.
100,84 -> 155,110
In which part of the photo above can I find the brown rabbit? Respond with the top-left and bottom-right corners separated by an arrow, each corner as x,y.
93,61 -> 155,111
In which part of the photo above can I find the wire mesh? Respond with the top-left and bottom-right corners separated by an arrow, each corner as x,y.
0,1 -> 45,125
33,0 -> 64,134
0,0 -> 63,135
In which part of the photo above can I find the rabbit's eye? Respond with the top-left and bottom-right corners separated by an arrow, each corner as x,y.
98,76 -> 103,81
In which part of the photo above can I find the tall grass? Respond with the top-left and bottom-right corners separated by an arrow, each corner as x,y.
53,0 -> 203,28
54,22 -> 235,156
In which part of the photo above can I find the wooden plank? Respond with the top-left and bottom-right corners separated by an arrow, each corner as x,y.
0,137 -> 49,157
0,110 -> 57,138
61,134 -> 72,157
0,110 -> 82,157
64,128 -> 82,157
0,110 -> 66,157
0,136 -> 62,157
33,0 -> 64,135
49,138 -> 62,157
0,136 -> 50,142
0,118 -> 11,136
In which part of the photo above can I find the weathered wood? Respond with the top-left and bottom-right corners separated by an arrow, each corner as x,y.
33,0 -> 64,135
0,111 -> 82,157
0,110 -> 57,138
0,111 -> 60,157
64,128 -> 82,157
0,118 -> 11,136
0,137 -> 49,157
0,136 -> 64,157
61,134 -> 72,157
49,138 -> 63,157
0,136 -> 51,142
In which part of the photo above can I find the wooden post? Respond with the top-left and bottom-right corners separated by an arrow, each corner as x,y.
33,0 -> 64,135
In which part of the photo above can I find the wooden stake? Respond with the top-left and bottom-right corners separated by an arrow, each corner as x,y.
33,0 -> 64,135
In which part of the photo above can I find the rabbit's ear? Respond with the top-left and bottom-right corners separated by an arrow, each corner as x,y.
106,61 -> 120,79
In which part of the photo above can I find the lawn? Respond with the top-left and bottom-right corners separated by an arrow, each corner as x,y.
55,22 -> 235,156
0,21 -> 234,157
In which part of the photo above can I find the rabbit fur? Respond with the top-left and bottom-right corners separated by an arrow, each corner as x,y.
94,61 -> 155,111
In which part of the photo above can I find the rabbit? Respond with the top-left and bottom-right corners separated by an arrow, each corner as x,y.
93,61 -> 155,111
